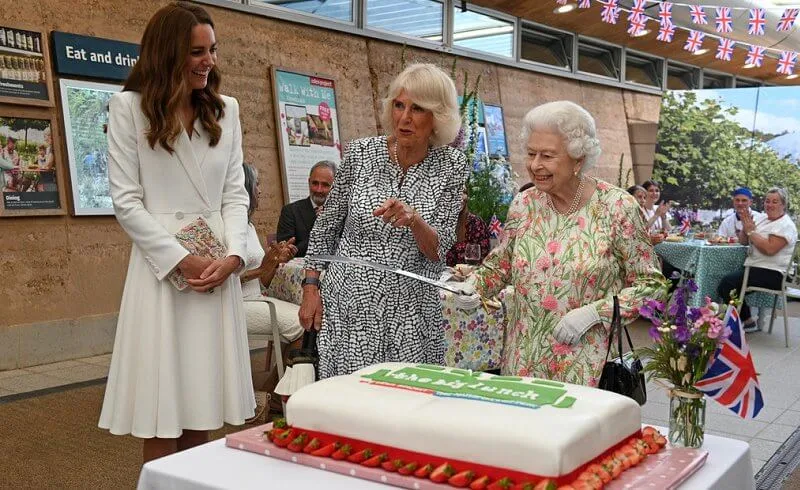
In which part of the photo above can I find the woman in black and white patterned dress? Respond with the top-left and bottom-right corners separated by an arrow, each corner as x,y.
299,63 -> 468,378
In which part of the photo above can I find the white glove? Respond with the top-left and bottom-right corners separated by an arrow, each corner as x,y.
553,305 -> 601,345
450,279 -> 481,311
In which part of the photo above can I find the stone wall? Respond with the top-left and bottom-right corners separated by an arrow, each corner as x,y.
0,0 -> 661,369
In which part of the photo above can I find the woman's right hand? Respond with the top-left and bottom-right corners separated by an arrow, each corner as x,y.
178,255 -> 214,280
656,201 -> 671,217
299,286 -> 323,331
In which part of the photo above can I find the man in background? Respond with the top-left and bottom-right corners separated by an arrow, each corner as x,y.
277,160 -> 336,257
718,186 -> 764,238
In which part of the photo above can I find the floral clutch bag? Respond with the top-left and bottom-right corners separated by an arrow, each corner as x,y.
168,217 -> 227,290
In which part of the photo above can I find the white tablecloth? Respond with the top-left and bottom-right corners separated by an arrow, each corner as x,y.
138,427 -> 755,490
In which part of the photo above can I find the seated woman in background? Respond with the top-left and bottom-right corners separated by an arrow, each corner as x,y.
467,100 -> 667,386
629,184 -> 664,245
642,180 -> 672,234
240,163 -> 304,389
718,187 -> 798,332
445,190 -> 491,267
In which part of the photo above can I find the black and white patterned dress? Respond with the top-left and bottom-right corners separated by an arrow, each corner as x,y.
306,136 -> 468,378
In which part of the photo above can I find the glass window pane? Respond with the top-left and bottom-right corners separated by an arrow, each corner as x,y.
520,25 -> 572,69
578,43 -> 619,79
667,66 -> 697,90
453,8 -> 513,58
250,0 -> 353,22
366,0 -> 443,40
625,55 -> 661,87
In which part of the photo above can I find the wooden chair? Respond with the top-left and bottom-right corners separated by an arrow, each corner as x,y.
740,241 -> 800,347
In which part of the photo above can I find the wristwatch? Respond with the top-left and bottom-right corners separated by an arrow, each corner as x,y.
301,276 -> 321,288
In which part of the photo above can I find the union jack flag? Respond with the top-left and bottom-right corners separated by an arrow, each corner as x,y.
746,45 -> 766,67
601,3 -> 620,24
716,7 -> 733,34
749,8 -> 767,36
628,0 -> 646,22
695,306 -> 764,419
628,16 -> 648,36
716,38 -> 736,61
488,215 -> 504,239
556,0 -> 568,4
778,9 -> 799,32
658,2 -> 673,26
777,51 -> 798,75
579,0 -> 591,8
679,217 -> 692,235
657,22 -> 675,42
689,6 -> 708,25
684,30 -> 705,53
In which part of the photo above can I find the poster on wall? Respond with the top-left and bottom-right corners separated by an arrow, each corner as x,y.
483,104 -> 508,157
0,25 -> 54,106
0,114 -> 60,212
272,67 -> 342,204
59,78 -> 121,216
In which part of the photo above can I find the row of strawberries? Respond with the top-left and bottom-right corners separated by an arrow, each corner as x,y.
265,420 -> 666,490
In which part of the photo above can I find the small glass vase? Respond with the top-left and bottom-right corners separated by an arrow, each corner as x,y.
668,388 -> 706,448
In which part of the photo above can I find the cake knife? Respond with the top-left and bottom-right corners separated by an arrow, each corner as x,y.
306,254 -> 471,296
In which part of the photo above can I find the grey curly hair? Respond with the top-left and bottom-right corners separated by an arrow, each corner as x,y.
521,101 -> 602,172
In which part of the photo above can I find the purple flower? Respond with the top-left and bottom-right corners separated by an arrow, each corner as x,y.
674,326 -> 691,343
687,307 -> 702,322
685,279 -> 698,293
649,325 -> 661,341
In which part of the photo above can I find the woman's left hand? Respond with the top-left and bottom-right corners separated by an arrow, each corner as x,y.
741,212 -> 756,236
374,198 -> 416,228
267,237 -> 297,264
187,255 -> 241,292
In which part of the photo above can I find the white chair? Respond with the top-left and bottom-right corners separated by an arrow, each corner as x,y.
247,299 -> 285,380
739,242 -> 800,347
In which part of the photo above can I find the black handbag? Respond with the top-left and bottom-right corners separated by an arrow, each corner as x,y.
598,296 -> 647,406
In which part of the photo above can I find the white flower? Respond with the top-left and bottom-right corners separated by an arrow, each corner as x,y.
677,356 -> 687,372
670,358 -> 677,370
682,373 -> 692,385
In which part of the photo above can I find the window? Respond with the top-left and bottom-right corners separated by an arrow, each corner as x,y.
577,40 -> 619,79
249,0 -> 353,22
452,8 -> 513,58
666,63 -> 699,90
520,23 -> 572,69
625,53 -> 662,87
735,77 -> 761,88
702,71 -> 733,89
366,0 -> 443,40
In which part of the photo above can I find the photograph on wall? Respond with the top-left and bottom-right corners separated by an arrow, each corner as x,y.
483,104 -> 508,157
1,115 -> 59,210
653,86 -> 800,226
59,78 -> 121,215
272,67 -> 342,203
0,25 -> 52,105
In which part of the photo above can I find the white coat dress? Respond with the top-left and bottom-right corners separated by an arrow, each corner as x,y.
98,91 -> 255,438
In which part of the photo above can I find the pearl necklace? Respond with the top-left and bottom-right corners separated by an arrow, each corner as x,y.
392,139 -> 400,166
547,177 -> 585,216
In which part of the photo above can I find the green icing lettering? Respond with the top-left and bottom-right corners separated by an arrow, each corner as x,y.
362,366 -> 578,409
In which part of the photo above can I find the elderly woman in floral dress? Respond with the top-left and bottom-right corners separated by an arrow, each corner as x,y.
468,101 -> 668,386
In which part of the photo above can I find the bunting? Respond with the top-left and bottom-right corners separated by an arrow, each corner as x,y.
715,38 -> 735,62
689,6 -> 708,25
748,8 -> 767,36
777,9 -> 799,32
628,0 -> 647,21
746,45 -> 766,68
658,2 -> 673,26
715,7 -> 733,34
578,0 -> 591,8
777,51 -> 798,75
628,16 -> 648,36
601,2 -> 620,24
656,22 -> 676,42
684,30 -> 705,53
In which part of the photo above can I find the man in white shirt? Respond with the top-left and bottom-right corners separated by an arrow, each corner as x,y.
717,186 -> 764,238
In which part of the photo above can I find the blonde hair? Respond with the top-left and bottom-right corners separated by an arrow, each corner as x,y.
521,100 -> 602,172
380,63 -> 460,147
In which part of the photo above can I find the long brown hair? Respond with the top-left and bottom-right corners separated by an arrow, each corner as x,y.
124,1 -> 224,153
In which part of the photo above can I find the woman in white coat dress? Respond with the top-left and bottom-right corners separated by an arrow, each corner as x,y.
98,2 -> 254,463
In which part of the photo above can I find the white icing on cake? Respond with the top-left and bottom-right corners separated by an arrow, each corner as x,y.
286,363 -> 641,477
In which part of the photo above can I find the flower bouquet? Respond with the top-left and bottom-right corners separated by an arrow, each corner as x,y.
637,279 -> 732,447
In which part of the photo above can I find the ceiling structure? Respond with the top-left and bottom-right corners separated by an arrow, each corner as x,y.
468,0 -> 800,85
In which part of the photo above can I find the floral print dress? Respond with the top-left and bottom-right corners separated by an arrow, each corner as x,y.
472,180 -> 668,386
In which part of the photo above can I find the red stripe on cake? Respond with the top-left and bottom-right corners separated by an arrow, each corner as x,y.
285,425 -> 642,486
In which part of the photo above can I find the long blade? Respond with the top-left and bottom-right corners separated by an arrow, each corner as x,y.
306,254 -> 468,295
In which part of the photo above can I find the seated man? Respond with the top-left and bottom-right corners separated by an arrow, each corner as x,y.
276,160 -> 336,257
718,186 -> 764,238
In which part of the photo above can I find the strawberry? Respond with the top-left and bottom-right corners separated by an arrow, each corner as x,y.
576,471 -> 603,489
331,444 -> 352,460
287,433 -> 308,452
398,462 -> 418,475
533,479 -> 556,490
361,452 -> 388,467
430,463 -> 455,483
347,448 -> 373,463
487,477 -> 514,490
310,442 -> 339,457
272,428 -> 295,448
448,470 -> 475,487
272,418 -> 288,429
302,438 -> 321,454
381,459 -> 404,472
641,426 -> 658,438
413,463 -> 434,478
586,464 -> 611,484
654,434 -> 667,447
510,483 -> 533,490
469,475 -> 491,490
